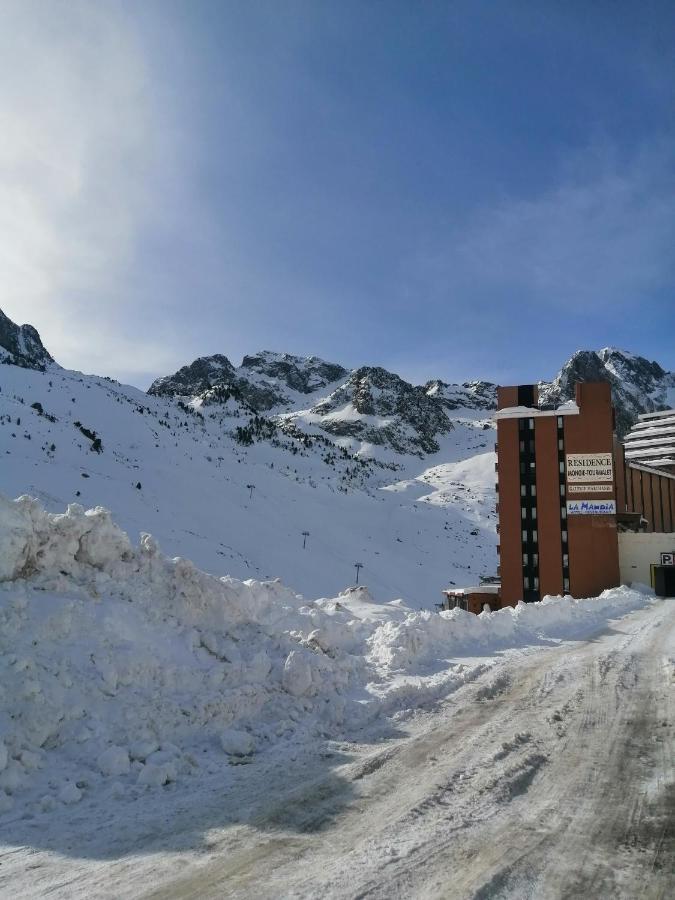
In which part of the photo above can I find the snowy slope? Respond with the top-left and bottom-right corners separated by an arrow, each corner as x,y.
0,358 -> 497,607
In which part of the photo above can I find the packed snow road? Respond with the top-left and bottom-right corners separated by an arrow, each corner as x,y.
2,600 -> 673,899
148,600 -> 675,900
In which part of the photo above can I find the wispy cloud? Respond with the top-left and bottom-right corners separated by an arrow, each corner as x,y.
426,140 -> 675,312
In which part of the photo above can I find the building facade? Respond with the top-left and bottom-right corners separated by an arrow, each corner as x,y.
495,382 -> 675,607
496,382 -> 620,606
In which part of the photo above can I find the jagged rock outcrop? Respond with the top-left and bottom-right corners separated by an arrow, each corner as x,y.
425,379 -> 497,411
149,350 -> 348,412
0,308 -> 55,371
308,366 -> 454,455
147,355 -> 236,398
240,352 -> 348,395
539,348 -> 675,437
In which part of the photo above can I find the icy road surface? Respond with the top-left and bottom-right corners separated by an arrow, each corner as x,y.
3,600 -> 674,899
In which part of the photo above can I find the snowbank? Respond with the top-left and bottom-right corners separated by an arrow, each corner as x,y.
0,494 -> 654,818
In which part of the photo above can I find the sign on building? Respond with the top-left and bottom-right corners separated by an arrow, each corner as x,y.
566,499 -> 616,516
661,552 -> 675,566
567,484 -> 614,494
566,453 -> 613,483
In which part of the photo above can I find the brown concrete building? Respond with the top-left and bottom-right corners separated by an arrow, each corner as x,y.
496,381 -> 620,605
495,384 -> 675,606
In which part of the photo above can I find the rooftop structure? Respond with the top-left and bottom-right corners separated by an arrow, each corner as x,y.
622,409 -> 675,474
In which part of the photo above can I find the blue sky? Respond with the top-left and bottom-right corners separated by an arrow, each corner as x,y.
1,0 -> 674,388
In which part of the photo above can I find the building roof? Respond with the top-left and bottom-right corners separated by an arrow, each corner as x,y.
442,584 -> 501,596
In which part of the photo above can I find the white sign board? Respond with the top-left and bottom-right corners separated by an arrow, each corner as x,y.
566,453 -> 613,483
567,499 -> 616,516
660,552 -> 675,566
568,483 -> 614,494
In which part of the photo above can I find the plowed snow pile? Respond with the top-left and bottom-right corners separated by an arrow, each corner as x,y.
0,493 -> 652,818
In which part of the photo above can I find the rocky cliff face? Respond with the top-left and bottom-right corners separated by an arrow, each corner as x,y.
308,366 -> 455,455
240,352 -> 348,395
425,379 -> 497,411
539,348 -> 675,437
148,355 -> 236,398
148,350 -> 348,412
0,309 -> 54,371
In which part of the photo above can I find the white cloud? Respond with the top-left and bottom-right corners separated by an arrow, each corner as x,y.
0,0 -> 177,379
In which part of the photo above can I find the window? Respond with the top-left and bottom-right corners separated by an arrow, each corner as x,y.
521,484 -> 527,497
559,461 -> 565,474
561,507 -> 567,520
531,485 -> 537,497
557,416 -> 563,428
558,438 -> 564,451
532,529 -> 538,542
523,553 -> 529,565
528,418 -> 534,430
522,530 -> 528,542
563,553 -> 569,566
532,553 -> 539,565
530,461 -> 536,472
563,577 -> 570,592
519,440 -> 525,452
532,506 -> 537,519
523,576 -> 530,589
561,530 -> 568,542
533,577 -> 539,589
521,507 -> 527,519
560,484 -> 565,497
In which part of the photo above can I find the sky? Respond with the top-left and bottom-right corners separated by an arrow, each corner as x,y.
0,0 -> 674,389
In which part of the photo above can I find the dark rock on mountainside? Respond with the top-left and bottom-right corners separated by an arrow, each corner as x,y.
0,308 -> 55,371
149,350 -> 348,412
425,379 -> 497,411
147,355 -> 236,397
539,348 -> 675,437
310,366 -> 455,455
240,352 -> 348,395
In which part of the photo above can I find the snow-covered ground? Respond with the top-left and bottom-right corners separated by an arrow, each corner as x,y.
1,495 -> 671,899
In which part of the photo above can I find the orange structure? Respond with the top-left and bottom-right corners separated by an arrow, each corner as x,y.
495,383 -> 675,607
496,382 -> 622,606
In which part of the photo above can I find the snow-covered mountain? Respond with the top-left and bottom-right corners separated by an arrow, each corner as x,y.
424,379 -> 497,412
0,310 -> 496,607
148,351 -> 349,414
0,309 -> 55,371
152,353 -> 493,459
2,307 -> 673,608
539,348 -> 675,437
286,366 -> 455,456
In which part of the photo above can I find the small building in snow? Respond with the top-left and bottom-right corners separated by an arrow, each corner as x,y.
441,585 -> 501,615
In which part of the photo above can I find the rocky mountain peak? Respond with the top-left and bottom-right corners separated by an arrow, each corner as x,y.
425,379 -> 497,411
147,354 -> 235,398
0,308 -> 55,371
539,348 -> 675,437
240,351 -> 348,395
309,365 -> 455,456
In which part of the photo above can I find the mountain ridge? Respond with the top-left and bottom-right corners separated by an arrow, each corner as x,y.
2,307 -> 674,446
